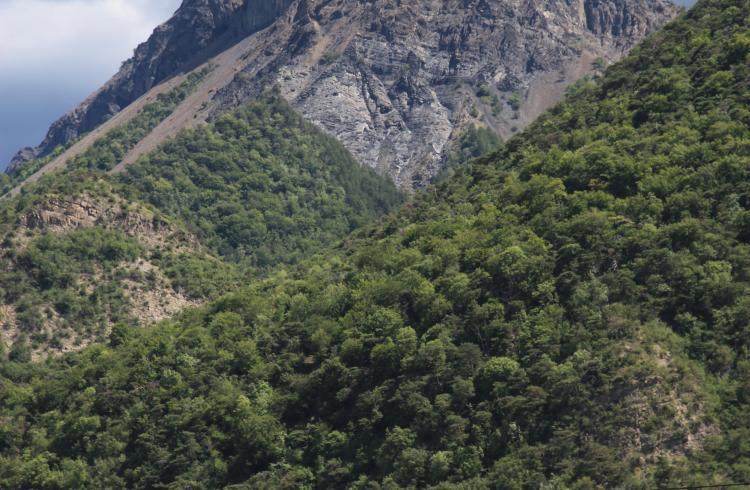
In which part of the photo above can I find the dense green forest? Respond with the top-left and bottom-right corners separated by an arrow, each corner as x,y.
1,0 -> 750,487
0,96 -> 401,357
442,124 -> 501,178
118,95 -> 402,266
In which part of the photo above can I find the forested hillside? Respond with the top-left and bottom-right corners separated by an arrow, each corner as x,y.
1,0 -> 749,488
2,69 -> 213,197
0,96 -> 401,358
118,95 -> 402,267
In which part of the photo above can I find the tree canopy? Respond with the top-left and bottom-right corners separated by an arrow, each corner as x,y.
1,0 -> 749,487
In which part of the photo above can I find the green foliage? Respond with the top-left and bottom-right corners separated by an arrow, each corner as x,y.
476,84 -> 492,98
507,91 -> 522,111
119,94 -> 403,267
0,68 -> 211,197
0,228 -> 146,342
70,68 -> 212,173
154,253 -> 241,299
1,145 -> 69,196
320,52 -> 340,65
476,85 -> 503,115
445,125 -> 501,170
1,0 -> 750,488
8,335 -> 31,363
0,89 -> 400,353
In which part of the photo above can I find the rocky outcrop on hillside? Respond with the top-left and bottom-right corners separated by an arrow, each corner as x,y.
234,0 -> 680,187
0,193 -> 208,359
14,194 -> 197,251
8,0 -> 679,188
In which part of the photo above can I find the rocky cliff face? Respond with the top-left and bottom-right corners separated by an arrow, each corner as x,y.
8,0 -> 679,188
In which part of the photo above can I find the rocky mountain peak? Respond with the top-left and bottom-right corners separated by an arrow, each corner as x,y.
7,0 -> 291,171
7,0 -> 680,189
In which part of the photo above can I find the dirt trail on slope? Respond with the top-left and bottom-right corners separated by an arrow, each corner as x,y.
4,23 -> 281,192
4,76 -> 186,198
110,34 -> 268,174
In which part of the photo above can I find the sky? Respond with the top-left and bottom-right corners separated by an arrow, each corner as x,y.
0,0 -> 697,169
0,0 -> 181,167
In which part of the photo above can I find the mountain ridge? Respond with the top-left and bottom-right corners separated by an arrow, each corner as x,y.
7,0 -> 679,189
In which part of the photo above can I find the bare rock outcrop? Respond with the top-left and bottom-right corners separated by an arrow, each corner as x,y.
8,0 -> 680,189
0,193 -> 206,359
14,194 -> 197,251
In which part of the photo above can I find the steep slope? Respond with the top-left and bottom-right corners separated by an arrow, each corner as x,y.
0,96 -> 401,358
1,69 -> 212,198
1,0 -> 747,487
7,0 -> 679,189
0,186 -> 232,360
117,93 -> 402,265
5,0 -> 285,172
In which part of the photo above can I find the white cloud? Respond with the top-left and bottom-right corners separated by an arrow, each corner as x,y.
0,0 -> 180,79
0,0 -> 181,166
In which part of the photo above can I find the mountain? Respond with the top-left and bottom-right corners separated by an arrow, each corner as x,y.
1,0 -> 748,487
7,0 -> 678,189
0,95 -> 401,359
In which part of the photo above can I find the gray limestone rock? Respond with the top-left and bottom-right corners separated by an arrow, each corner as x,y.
9,0 -> 679,190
